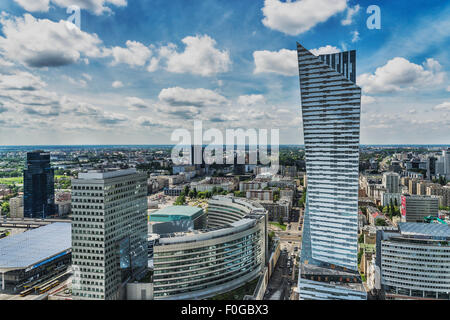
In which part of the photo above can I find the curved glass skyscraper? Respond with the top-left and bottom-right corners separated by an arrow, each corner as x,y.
296,43 -> 366,300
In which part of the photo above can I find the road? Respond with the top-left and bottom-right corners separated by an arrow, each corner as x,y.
263,250 -> 294,300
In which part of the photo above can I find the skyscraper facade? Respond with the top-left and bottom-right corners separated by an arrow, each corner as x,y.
23,151 -> 55,218
296,43 -> 366,300
71,169 -> 148,300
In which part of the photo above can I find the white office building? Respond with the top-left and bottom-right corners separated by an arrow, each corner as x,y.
71,169 -> 148,300
376,223 -> 450,300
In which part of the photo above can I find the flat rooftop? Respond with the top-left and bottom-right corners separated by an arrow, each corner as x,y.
77,168 -> 137,180
399,222 -> 450,238
0,222 -> 71,272
149,205 -> 204,222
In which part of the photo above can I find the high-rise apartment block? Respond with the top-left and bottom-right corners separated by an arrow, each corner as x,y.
382,172 -> 400,194
23,151 -> 55,218
71,169 -> 148,300
296,43 -> 366,300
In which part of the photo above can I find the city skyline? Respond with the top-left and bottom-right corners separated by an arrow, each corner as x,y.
0,1 -> 449,146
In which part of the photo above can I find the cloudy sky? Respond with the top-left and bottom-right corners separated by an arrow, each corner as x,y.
0,0 -> 448,145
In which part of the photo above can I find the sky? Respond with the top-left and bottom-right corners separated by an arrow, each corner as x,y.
0,0 -> 448,146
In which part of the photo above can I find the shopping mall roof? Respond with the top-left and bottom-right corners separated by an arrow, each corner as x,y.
149,205 -> 204,222
0,222 -> 71,272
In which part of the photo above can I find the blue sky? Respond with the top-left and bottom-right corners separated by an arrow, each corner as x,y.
0,0 -> 448,145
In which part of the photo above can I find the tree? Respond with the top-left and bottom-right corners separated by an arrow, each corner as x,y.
278,215 -> 284,226
174,194 -> 186,205
358,233 -> 365,243
375,218 -> 387,226
1,202 -> 10,215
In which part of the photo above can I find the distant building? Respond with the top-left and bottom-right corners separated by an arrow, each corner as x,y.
381,192 -> 401,207
23,151 -> 55,218
246,189 -> 273,201
239,181 -> 268,192
435,148 -> 450,179
408,179 -> 418,195
382,172 -> 400,194
426,184 -> 450,207
260,199 -> 291,222
163,186 -> 184,197
71,169 -> 148,300
9,195 -> 24,218
376,223 -> 450,300
400,194 -> 439,222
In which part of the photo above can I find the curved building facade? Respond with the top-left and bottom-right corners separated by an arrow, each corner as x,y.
151,196 -> 267,300
377,223 -> 450,300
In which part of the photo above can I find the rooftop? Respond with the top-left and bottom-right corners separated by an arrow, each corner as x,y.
398,222 -> 450,238
149,205 -> 204,222
0,222 -> 71,271
77,168 -> 137,180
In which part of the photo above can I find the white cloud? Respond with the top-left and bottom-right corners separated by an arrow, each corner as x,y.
160,35 -> 231,76
112,80 -> 123,88
310,45 -> 340,56
361,95 -> 376,105
0,14 -> 103,68
351,30 -> 360,43
125,96 -> 149,110
357,57 -> 446,94
253,49 -> 297,76
146,57 -> 159,72
13,0 -> 49,12
107,40 -> 152,67
237,94 -> 266,106
261,0 -> 348,35
433,101 -> 450,111
14,0 -> 127,15
158,87 -> 228,107
63,75 -> 87,87
82,73 -> 92,81
341,4 -> 360,26
0,70 -> 46,91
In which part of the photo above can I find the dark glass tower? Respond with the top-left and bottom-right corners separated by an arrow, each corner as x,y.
23,151 -> 55,218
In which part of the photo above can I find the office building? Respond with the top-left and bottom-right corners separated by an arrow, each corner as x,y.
400,194 -> 439,222
376,223 -> 450,300
382,172 -> 400,194
296,43 -> 366,300
71,169 -> 148,300
23,151 -> 55,218
149,196 -> 267,299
